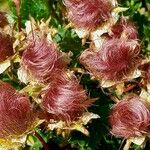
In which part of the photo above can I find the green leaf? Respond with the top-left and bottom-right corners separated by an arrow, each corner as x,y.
9,0 -> 50,26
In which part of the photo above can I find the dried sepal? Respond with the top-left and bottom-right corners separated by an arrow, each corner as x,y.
115,83 -> 124,96
113,7 -> 129,13
140,89 -> 150,103
17,67 -> 29,84
0,136 -> 27,149
90,17 -> 138,48
109,96 -> 150,138
129,136 -> 146,146
100,79 -> 116,88
48,112 -> 100,136
0,59 -> 11,74
20,83 -> 45,104
24,17 -> 57,37
147,84 -> 150,93
122,136 -> 146,150
13,31 -> 26,51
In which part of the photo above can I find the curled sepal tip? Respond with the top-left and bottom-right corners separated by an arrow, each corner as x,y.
48,112 -> 100,136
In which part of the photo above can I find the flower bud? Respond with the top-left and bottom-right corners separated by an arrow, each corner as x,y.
0,32 -> 13,62
42,72 -> 92,122
109,96 -> 150,138
64,0 -> 115,30
0,81 -> 36,141
80,38 -> 141,81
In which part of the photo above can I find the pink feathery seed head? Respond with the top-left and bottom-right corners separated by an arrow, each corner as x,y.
79,38 -> 141,81
110,18 -> 138,40
64,0 -> 114,30
139,62 -> 150,84
0,11 -> 8,28
0,81 -> 36,139
42,72 -> 92,122
109,96 -> 150,138
21,36 -> 68,83
0,32 -> 13,62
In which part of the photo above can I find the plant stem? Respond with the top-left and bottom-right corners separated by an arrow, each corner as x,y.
13,0 -> 22,31
17,14 -> 21,32
34,131 -> 51,150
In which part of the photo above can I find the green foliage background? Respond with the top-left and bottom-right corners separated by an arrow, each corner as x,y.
0,0 -> 150,149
